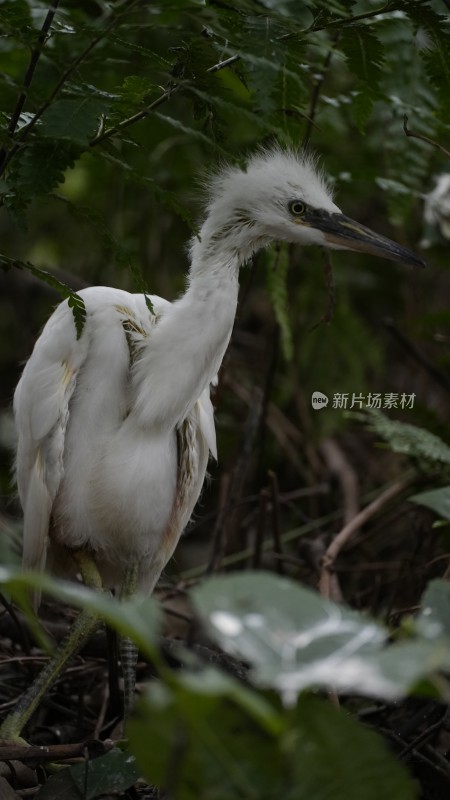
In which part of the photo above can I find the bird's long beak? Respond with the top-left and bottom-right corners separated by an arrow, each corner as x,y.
305,210 -> 426,268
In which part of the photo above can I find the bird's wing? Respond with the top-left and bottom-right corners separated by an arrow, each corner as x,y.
155,384 -> 216,582
14,301 -> 89,580
197,384 -> 217,461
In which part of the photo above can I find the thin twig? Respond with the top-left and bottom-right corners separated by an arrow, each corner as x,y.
268,471 -> 284,574
0,739 -> 114,762
0,0 -> 143,178
403,115 -> 450,160
315,0 -> 430,29
303,45 -> 334,149
7,2 -> 61,140
90,54 -> 240,148
90,85 -> 176,147
205,473 -> 231,574
319,479 -> 410,599
320,438 -> 359,525
207,54 -> 240,74
269,551 -> 304,569
278,0 -> 430,41
252,489 -> 269,568
310,248 -> 336,330
205,388 -> 264,574
384,317 -> 450,393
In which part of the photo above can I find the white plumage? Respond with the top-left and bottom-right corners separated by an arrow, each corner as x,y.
15,288 -> 215,599
14,150 -> 342,604
14,149 -> 424,603
4,148 -> 424,738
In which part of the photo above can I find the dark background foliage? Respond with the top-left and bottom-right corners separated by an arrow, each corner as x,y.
1,1 -> 450,798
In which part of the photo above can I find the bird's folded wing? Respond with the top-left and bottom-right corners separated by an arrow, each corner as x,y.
14,303 -> 89,580
197,384 -> 217,460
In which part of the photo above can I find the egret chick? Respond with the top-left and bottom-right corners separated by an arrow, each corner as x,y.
0,148 -> 425,740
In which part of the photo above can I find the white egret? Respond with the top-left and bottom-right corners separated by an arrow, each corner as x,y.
423,173 -> 450,242
0,148 -> 424,740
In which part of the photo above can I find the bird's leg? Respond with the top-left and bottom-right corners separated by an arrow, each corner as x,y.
119,560 -> 139,721
0,550 -> 103,742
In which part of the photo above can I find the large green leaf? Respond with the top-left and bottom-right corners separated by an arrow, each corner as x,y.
265,244 -> 293,361
70,748 -> 141,799
289,695 -> 416,800
0,566 -> 161,660
410,486 -> 450,522
366,410 -> 450,466
192,572 -> 449,699
339,25 -> 384,130
36,748 -> 141,800
9,139 -> 79,199
416,580 -> 450,641
129,670 -> 283,800
0,0 -> 35,43
40,98 -> 110,146
403,1 -> 450,115
129,668 -> 416,800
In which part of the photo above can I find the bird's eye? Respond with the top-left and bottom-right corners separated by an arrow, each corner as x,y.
289,200 -> 306,216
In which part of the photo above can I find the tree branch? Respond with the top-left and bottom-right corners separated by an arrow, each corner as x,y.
403,114 -> 450,160
0,1 -> 62,172
319,479 -> 410,600
317,0 -> 431,29
303,44 -> 335,149
89,54 -> 240,148
0,0 -> 143,178
278,0 -> 431,41
8,2 -> 61,139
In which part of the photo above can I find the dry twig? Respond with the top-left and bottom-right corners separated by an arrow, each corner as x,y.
319,479 -> 409,600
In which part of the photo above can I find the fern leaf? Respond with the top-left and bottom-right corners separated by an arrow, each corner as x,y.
9,140 -> 79,201
40,97 -> 110,146
366,410 -> 450,467
410,487 -> 450,523
0,254 -> 86,338
266,245 -> 293,362
340,25 -> 384,131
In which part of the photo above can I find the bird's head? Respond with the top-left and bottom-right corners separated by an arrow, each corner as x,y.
198,148 -> 425,268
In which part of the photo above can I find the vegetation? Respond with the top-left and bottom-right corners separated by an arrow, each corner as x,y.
1,0 -> 450,797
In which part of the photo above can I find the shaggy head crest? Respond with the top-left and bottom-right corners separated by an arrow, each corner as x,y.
204,147 -> 338,220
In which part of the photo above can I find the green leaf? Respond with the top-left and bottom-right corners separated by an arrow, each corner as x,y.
421,42 -> 450,119
410,486 -> 450,522
340,26 -> 384,130
340,25 -> 384,86
0,253 -> 86,338
193,572 -> 389,698
114,75 -> 158,115
290,695 -> 417,800
34,768 -> 80,800
95,149 -> 197,231
351,89 -> 375,132
153,112 -> 229,157
366,410 -> 450,467
40,97 -> 110,145
0,0 -> 35,43
246,59 -> 278,117
416,579 -> 450,641
70,748 -> 141,799
265,245 -> 293,361
192,571 -> 450,700
403,0 -> 450,105
129,670 -> 286,799
10,139 -> 79,199
0,566 -> 160,661
35,748 -> 141,800
129,668 -> 416,800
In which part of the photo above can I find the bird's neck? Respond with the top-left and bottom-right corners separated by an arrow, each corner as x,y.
131,234 -> 241,430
